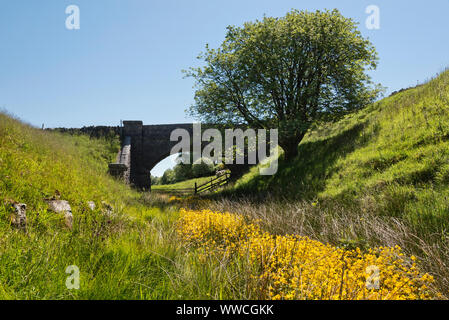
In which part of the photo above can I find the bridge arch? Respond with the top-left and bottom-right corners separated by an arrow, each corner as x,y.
109,121 -> 197,189
108,120 -> 258,189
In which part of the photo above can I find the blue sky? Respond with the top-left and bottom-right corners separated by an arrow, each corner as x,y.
1,0 -> 448,176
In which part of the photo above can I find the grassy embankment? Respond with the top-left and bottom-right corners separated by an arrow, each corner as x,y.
201,69 -> 449,295
0,112 -> 223,299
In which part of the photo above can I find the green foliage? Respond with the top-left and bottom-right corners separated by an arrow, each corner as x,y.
186,9 -> 381,159
192,161 -> 215,178
158,157 -> 215,185
160,168 -> 176,185
150,175 -> 161,185
174,162 -> 193,182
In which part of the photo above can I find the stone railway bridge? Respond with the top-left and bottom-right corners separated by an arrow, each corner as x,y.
109,121 -> 198,190
109,120 -> 260,190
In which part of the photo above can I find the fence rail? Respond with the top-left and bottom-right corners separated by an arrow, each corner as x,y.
195,173 -> 231,194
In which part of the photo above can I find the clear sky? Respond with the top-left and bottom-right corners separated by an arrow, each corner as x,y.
1,0 -> 448,176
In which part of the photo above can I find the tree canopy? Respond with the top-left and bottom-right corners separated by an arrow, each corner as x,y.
186,9 -> 381,160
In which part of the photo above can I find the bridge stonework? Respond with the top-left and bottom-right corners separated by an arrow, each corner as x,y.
109,121 -> 195,190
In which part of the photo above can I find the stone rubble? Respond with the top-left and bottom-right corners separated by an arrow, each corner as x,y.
47,200 -> 73,229
87,201 -> 96,211
10,203 -> 27,230
101,201 -> 114,216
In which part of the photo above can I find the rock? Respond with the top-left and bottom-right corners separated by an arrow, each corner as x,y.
101,201 -> 112,210
101,201 -> 113,215
87,201 -> 96,211
10,203 -> 27,230
47,200 -> 73,229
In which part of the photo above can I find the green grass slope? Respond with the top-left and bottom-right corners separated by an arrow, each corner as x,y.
0,113 -> 184,299
0,113 -> 124,208
235,70 -> 449,227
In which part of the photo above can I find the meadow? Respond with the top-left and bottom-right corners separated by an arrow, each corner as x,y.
152,175 -> 215,193
0,69 -> 448,299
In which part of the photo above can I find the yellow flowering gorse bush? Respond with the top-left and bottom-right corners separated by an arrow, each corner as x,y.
177,209 -> 435,300
168,196 -> 183,202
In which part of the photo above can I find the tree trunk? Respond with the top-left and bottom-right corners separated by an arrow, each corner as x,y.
279,132 -> 306,161
280,139 -> 299,161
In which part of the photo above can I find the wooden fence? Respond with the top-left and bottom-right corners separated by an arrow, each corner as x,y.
194,173 -> 231,194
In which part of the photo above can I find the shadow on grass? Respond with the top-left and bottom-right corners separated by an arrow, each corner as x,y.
212,120 -> 379,202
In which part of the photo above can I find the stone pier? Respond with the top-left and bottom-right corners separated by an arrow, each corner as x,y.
109,121 -> 195,190
108,136 -> 131,184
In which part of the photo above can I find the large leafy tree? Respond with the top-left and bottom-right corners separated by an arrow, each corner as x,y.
186,9 -> 381,160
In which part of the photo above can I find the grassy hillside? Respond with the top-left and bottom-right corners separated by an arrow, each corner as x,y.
235,70 -> 449,228
0,113 -> 184,299
201,70 -> 449,295
0,113 -> 123,208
